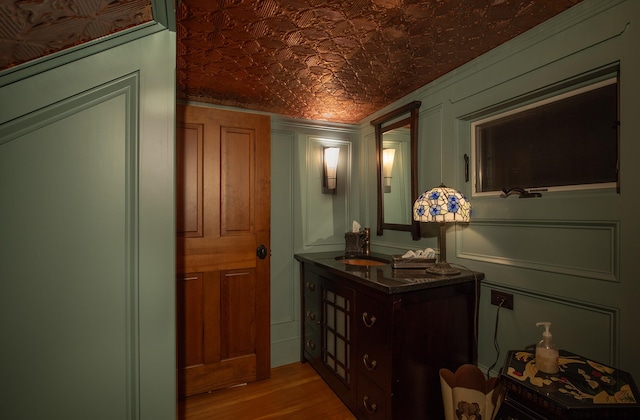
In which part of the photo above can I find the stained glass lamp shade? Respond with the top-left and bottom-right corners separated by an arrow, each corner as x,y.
413,184 -> 471,275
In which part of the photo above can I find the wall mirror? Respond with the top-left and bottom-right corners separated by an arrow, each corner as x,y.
371,101 -> 421,240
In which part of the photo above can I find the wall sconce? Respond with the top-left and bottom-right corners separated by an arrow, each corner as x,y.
322,147 -> 340,194
382,148 -> 396,193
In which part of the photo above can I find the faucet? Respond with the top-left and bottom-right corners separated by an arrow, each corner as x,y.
362,228 -> 370,256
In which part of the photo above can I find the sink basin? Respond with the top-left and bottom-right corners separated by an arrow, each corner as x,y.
335,255 -> 390,266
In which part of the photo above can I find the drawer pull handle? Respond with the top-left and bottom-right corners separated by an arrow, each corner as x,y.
306,340 -> 315,350
306,282 -> 315,291
363,353 -> 377,371
306,311 -> 316,321
363,396 -> 377,414
362,312 -> 377,327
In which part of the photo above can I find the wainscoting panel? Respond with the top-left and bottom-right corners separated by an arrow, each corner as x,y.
304,136 -> 352,247
478,282 -> 618,372
459,220 -> 618,282
0,74 -> 140,419
271,130 -> 296,325
270,129 -> 300,367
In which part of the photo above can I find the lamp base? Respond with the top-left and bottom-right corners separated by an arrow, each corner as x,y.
426,261 -> 461,276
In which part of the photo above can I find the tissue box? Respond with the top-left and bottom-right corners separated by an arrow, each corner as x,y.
391,255 -> 436,269
344,232 -> 363,255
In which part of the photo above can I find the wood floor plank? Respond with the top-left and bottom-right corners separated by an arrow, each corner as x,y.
178,362 -> 356,419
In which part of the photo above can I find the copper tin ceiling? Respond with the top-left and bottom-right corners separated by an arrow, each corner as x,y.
1,0 -> 582,124
177,0 -> 582,123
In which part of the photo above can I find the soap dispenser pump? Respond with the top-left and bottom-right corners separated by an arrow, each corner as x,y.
535,321 -> 559,374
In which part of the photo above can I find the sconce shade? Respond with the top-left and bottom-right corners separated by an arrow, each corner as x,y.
382,148 -> 395,193
323,147 -> 340,193
413,184 -> 470,223
413,184 -> 470,275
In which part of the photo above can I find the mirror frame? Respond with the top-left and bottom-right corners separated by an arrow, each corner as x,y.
371,101 -> 421,240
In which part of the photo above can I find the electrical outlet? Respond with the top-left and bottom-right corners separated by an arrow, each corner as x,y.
491,290 -> 514,310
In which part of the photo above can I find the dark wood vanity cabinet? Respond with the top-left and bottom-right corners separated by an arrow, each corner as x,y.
296,253 -> 482,420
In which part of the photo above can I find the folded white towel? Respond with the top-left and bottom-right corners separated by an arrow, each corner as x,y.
402,248 -> 436,259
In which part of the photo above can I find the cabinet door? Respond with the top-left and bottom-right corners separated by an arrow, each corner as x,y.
321,278 -> 356,402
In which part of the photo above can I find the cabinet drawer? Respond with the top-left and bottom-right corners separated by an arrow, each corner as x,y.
303,276 -> 319,298
304,304 -> 320,327
303,323 -> 321,361
357,374 -> 388,420
356,293 -> 387,342
357,345 -> 390,389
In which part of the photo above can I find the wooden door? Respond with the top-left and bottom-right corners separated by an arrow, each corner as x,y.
176,104 -> 271,397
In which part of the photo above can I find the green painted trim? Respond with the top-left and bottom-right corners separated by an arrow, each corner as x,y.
152,0 -> 176,32
0,74 -> 139,143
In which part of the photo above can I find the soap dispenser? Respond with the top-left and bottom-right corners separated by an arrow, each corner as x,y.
535,322 -> 559,374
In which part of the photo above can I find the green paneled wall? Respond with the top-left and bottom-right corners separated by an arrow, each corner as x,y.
355,0 -> 640,380
1,30 -> 176,420
272,1 -> 640,384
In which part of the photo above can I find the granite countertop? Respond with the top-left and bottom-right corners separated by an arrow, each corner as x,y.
294,251 -> 483,294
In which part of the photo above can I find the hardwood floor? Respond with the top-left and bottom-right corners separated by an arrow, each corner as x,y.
177,362 -> 357,420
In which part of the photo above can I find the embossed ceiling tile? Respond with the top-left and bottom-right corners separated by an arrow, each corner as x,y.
349,16 -> 378,32
1,0 -> 583,123
278,0 -> 309,10
0,39 -> 12,67
99,0 -> 152,24
320,52 -> 345,64
84,18 -> 120,40
309,6 -> 344,22
332,23 -> 358,42
10,40 -> 47,64
404,2 -> 433,20
26,19 -> 88,49
255,0 -> 281,18
254,35 -> 287,50
221,27 -> 256,43
265,15 -> 300,33
280,56 -> 307,71
219,42 -> 249,57
0,4 -> 23,38
299,26 -> 329,42
175,0 -> 583,123
225,5 -> 260,24
177,22 -> 190,41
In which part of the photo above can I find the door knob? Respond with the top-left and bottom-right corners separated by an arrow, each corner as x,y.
256,244 -> 268,259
